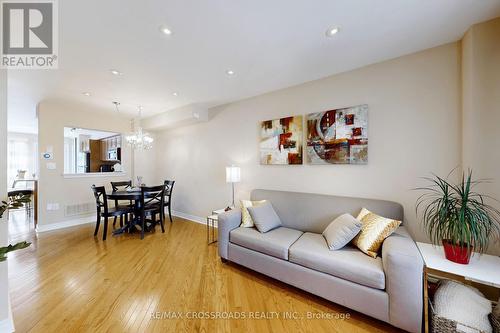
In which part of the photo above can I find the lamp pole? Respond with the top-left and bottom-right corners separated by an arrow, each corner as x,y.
232,182 -> 235,207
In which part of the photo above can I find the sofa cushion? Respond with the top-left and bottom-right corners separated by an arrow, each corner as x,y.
352,208 -> 401,258
240,200 -> 267,228
322,213 -> 362,250
230,227 -> 303,260
289,232 -> 386,290
247,201 -> 282,233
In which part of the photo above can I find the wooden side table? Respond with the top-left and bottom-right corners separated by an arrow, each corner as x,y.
417,242 -> 500,333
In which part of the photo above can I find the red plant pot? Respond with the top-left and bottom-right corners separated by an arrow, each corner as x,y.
442,240 -> 472,264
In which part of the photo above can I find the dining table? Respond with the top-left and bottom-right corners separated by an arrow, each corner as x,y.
11,179 -> 38,226
108,188 -> 145,236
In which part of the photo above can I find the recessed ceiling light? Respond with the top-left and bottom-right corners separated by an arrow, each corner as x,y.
172,92 -> 178,96
82,92 -> 91,97
325,26 -> 340,37
226,69 -> 235,76
159,25 -> 172,35
110,69 -> 123,76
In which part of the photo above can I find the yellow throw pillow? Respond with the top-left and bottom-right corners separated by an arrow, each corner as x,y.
352,208 -> 401,258
240,200 -> 267,227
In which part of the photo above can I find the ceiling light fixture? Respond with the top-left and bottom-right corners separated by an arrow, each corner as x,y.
125,106 -> 154,150
112,101 -> 120,112
172,92 -> 178,96
226,69 -> 235,76
159,25 -> 173,35
82,92 -> 91,96
325,26 -> 340,37
110,69 -> 123,76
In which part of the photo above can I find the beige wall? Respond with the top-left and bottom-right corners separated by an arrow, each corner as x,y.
37,100 -> 133,228
462,17 -> 500,254
155,43 -> 462,243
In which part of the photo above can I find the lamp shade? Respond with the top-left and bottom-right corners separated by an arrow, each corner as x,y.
226,166 -> 241,183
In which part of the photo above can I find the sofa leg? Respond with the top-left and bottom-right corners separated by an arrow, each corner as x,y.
221,258 -> 228,263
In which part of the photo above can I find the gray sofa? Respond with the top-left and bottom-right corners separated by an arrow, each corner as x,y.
218,189 -> 423,333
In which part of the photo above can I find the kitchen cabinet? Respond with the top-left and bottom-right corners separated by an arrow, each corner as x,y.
100,135 -> 122,161
100,140 -> 108,161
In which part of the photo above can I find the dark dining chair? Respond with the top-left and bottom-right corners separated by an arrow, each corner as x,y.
139,185 -> 166,239
91,185 -> 133,240
163,180 -> 175,223
111,180 -> 133,227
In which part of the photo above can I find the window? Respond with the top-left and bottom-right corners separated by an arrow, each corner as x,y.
7,133 -> 38,188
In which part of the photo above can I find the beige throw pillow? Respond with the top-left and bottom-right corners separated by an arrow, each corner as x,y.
352,208 -> 401,258
240,200 -> 266,227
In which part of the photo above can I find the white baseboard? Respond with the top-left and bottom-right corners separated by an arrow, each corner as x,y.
172,210 -> 215,227
0,316 -> 14,333
36,210 -> 213,233
36,214 -> 95,233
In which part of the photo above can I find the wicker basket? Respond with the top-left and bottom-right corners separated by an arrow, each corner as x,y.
490,313 -> 500,333
429,300 -> 497,333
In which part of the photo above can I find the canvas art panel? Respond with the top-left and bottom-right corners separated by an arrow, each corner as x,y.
260,116 -> 303,165
306,104 -> 368,164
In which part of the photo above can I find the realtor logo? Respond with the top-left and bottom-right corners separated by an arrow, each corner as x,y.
1,0 -> 58,69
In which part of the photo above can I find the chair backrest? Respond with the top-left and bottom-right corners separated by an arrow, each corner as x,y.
111,180 -> 132,192
164,180 -> 175,200
91,185 -> 109,212
140,185 -> 165,210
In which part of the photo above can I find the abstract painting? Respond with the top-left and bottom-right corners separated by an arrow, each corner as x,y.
260,115 -> 303,165
306,104 -> 368,164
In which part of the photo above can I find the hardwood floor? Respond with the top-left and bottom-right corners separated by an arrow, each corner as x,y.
8,212 -> 401,333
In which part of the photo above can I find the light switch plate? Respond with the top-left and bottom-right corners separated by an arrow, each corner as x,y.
46,162 -> 56,170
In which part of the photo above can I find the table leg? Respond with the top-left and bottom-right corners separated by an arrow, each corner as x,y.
424,267 -> 429,333
113,202 -> 140,236
34,180 -> 38,227
212,219 -> 216,243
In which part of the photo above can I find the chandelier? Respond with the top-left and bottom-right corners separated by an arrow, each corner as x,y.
125,106 -> 154,150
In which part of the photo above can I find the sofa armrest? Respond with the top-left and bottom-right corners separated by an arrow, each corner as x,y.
382,226 -> 423,333
217,209 -> 242,259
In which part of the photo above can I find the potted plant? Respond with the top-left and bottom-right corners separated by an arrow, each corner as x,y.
416,169 -> 500,264
0,194 -> 31,261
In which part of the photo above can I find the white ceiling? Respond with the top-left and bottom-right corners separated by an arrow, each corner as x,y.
7,0 -> 500,133
63,127 -> 119,140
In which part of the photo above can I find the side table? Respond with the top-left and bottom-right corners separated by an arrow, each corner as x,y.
207,209 -> 225,245
416,242 -> 500,333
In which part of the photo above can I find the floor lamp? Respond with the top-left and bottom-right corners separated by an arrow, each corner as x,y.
226,165 -> 241,210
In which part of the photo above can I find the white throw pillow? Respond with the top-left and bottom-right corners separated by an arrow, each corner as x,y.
240,200 -> 267,227
322,214 -> 362,250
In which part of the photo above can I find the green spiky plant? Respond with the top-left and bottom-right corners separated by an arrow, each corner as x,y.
416,169 -> 500,256
0,194 -> 31,261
